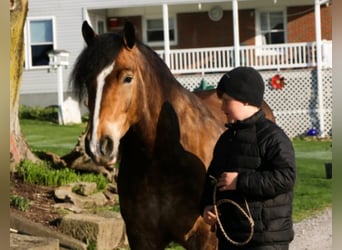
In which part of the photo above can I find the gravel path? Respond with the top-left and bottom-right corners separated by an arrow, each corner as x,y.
290,208 -> 332,250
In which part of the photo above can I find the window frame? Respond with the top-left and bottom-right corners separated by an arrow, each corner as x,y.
255,9 -> 287,46
142,15 -> 177,47
95,15 -> 107,34
255,8 -> 287,56
24,16 -> 56,70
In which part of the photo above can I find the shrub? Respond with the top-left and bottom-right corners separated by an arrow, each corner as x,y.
19,105 -> 59,123
10,195 -> 30,211
17,160 -> 108,191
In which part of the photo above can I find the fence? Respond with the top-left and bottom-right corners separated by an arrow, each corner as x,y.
174,68 -> 332,138
156,41 -> 332,74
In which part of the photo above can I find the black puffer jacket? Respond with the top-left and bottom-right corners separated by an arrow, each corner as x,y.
200,109 -> 296,248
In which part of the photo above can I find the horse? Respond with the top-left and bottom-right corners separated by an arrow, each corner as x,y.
71,20 -> 275,250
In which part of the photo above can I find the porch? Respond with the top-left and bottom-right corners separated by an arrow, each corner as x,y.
154,41 -> 332,139
156,40 -> 332,74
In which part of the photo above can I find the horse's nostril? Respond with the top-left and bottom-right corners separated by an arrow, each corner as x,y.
100,136 -> 114,157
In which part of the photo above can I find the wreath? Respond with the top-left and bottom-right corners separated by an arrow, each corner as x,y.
270,74 -> 285,90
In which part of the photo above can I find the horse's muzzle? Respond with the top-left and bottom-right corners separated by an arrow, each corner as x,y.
85,135 -> 116,165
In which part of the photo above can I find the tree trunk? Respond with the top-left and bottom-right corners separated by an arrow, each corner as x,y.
10,0 -> 39,169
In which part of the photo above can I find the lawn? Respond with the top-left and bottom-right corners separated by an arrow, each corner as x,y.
20,119 -> 86,156
291,138 -> 332,222
20,119 -> 332,223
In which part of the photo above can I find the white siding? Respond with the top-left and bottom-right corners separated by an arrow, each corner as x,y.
21,0 -> 316,97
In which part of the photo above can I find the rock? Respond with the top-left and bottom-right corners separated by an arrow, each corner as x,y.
73,182 -> 97,196
10,233 -> 59,250
59,212 -> 125,250
103,190 -> 119,206
54,182 -> 107,212
54,185 -> 73,200
53,202 -> 83,213
55,182 -> 97,200
68,192 -> 107,208
10,212 -> 87,250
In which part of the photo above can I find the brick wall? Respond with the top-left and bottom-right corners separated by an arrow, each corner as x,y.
122,4 -> 331,49
287,4 -> 332,42
176,9 -> 255,49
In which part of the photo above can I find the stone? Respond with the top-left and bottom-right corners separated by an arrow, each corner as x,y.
54,184 -> 73,200
10,212 -> 87,250
10,233 -> 59,250
59,212 -> 125,250
69,192 -> 108,208
54,182 -> 108,213
72,182 -> 97,196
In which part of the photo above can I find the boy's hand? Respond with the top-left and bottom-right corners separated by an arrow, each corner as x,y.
203,205 -> 217,226
217,172 -> 238,191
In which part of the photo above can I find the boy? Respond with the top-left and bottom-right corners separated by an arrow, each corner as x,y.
200,67 -> 296,250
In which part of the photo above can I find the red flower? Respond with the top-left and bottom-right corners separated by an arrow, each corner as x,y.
270,74 -> 285,90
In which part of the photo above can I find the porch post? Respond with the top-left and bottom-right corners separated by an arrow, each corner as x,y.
315,0 -> 325,137
232,0 -> 240,67
163,4 -> 171,68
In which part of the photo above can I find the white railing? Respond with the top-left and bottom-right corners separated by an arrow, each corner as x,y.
156,40 -> 332,74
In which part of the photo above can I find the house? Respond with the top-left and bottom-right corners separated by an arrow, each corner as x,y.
20,0 -> 332,137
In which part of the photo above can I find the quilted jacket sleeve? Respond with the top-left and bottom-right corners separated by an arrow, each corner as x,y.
237,127 -> 296,199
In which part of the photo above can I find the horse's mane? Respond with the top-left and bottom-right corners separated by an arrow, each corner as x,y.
70,33 -> 123,102
70,30 -> 213,118
137,43 -> 217,112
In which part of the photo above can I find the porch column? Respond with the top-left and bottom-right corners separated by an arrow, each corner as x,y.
163,4 -> 171,68
315,0 -> 325,136
232,0 -> 240,67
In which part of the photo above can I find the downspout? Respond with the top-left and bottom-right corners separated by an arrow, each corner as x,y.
232,0 -> 240,67
315,0 -> 325,137
163,4 -> 171,68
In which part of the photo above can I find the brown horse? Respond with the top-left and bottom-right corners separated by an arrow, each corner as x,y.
71,21 -> 274,250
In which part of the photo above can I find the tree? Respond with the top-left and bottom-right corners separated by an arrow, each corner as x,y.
8,0 -> 110,177
10,0 -> 39,168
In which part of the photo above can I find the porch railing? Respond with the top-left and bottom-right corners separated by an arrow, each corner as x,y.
156,40 -> 332,74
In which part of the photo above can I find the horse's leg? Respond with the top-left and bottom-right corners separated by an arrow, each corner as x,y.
125,229 -> 170,250
117,152 -> 170,249
119,194 -> 171,250
182,218 -> 217,250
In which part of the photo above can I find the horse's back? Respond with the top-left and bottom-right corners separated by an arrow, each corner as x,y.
193,89 -> 276,123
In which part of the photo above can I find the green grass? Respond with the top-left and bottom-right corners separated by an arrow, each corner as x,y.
17,160 -> 108,190
10,195 -> 30,211
19,119 -> 332,228
291,138 -> 332,222
20,119 -> 86,156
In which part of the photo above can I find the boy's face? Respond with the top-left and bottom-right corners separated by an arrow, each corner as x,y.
220,93 -> 246,124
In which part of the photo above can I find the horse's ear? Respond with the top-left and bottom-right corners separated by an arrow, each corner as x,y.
123,21 -> 135,49
82,21 -> 97,46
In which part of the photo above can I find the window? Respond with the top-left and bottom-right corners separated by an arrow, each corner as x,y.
144,17 -> 177,46
25,17 -> 55,69
95,16 -> 107,34
256,10 -> 286,45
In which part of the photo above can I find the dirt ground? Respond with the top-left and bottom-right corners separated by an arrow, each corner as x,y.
10,173 -> 62,231
10,173 -> 332,250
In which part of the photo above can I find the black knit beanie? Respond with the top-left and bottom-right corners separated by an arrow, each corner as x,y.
217,66 -> 265,107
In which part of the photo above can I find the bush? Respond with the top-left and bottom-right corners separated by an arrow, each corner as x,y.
17,160 -> 108,191
10,195 -> 30,211
19,105 -> 59,123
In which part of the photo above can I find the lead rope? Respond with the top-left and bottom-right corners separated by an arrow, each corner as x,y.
211,176 -> 255,246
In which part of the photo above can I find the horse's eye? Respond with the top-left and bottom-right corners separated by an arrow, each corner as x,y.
123,76 -> 133,84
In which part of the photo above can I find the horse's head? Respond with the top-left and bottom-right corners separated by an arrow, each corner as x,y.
71,21 -> 142,166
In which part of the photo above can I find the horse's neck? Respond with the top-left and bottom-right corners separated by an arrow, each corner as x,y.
136,80 -> 223,167
170,88 -> 224,166
133,50 -> 224,166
